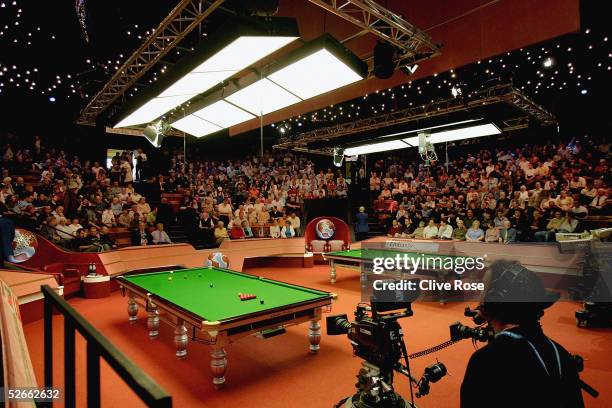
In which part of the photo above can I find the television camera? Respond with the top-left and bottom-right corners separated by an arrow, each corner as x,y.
327,282 -> 446,408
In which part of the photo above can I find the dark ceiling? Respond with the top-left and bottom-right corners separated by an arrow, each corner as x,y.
0,0 -> 609,145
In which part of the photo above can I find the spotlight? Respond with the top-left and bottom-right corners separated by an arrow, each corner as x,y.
279,127 -> 286,134
143,120 -> 169,148
48,96 -> 56,102
543,57 -> 555,68
581,89 -> 588,95
333,147 -> 344,168
451,86 -> 462,98
401,64 -> 419,76
373,41 -> 396,79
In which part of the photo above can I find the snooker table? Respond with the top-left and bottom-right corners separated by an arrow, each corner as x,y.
117,267 -> 335,387
323,248 -> 472,284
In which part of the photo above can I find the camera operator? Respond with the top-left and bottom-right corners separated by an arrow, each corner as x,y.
461,260 -> 584,408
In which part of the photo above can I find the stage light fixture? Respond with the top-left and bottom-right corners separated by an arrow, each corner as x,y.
143,120 -> 169,147
333,147 -> 345,167
114,18 -> 299,128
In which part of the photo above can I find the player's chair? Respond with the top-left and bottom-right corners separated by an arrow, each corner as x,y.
328,239 -> 346,252
310,240 -> 329,254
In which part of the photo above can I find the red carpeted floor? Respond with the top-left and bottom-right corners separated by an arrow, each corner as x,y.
23,265 -> 611,407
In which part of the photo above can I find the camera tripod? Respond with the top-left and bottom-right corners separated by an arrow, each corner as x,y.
335,361 -> 415,408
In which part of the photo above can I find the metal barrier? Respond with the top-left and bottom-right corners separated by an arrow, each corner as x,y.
42,285 -> 172,408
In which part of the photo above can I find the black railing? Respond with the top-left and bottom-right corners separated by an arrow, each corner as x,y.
42,285 -> 172,408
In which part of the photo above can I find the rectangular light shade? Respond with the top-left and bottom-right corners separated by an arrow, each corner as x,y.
402,123 -> 501,145
268,49 -> 364,99
115,95 -> 193,128
115,35 -> 297,128
192,100 -> 255,128
344,140 -> 411,156
170,115 -> 221,138
225,78 -> 301,115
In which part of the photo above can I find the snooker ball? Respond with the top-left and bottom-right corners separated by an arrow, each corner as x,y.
168,277 -> 173,281
184,275 -> 187,279
209,284 -> 213,288
260,300 -> 264,304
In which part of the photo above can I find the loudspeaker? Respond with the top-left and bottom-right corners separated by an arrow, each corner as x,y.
373,41 -> 396,79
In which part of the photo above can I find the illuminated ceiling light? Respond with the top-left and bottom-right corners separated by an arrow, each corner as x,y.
542,57 -> 555,68
225,78 -> 301,115
170,115 -> 222,138
114,18 -> 299,128
167,34 -> 366,137
344,140 -> 412,156
189,100 -> 255,128
268,48 -> 363,99
403,123 -> 501,145
581,89 -> 588,95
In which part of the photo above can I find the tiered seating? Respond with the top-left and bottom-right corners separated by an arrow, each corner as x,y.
105,227 -> 132,248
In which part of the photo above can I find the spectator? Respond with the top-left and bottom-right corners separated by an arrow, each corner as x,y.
437,219 -> 453,239
269,219 -> 281,238
423,219 -> 439,239
466,220 -> 485,242
387,219 -> 403,237
131,221 -> 153,246
151,223 -> 172,244
355,206 -> 370,241
485,222 -> 500,243
535,211 -> 564,242
280,220 -> 296,238
242,220 -> 254,238
452,219 -> 468,241
101,204 -> 115,227
214,221 -> 228,245
499,220 -> 518,244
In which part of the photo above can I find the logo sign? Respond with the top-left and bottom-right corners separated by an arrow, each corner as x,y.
315,219 -> 336,240
11,228 -> 38,263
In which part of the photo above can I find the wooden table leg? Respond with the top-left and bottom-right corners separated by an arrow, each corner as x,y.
330,260 -> 337,284
147,302 -> 160,339
308,318 -> 321,353
174,320 -> 188,359
210,346 -> 227,388
127,295 -> 138,324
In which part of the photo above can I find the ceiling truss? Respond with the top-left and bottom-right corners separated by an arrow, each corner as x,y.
309,0 -> 442,72
75,0 -> 226,126
273,83 -> 557,150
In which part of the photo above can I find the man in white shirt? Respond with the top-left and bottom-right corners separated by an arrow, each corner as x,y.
437,219 -> 453,239
423,219 -> 439,239
151,223 -> 172,244
287,213 -> 301,236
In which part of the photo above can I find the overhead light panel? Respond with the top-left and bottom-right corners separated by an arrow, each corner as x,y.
168,34 -> 367,137
268,48 -> 364,99
171,115 -> 222,138
344,122 -> 501,156
114,18 -> 299,128
191,100 -> 255,128
403,123 -> 501,145
225,78 -> 301,115
344,140 -> 412,156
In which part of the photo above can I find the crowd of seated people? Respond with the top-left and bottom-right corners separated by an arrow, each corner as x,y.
0,134 -> 172,252
367,135 -> 609,243
152,150 -> 351,246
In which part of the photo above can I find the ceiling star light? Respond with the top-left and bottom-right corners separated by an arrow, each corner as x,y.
114,18 -> 299,128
